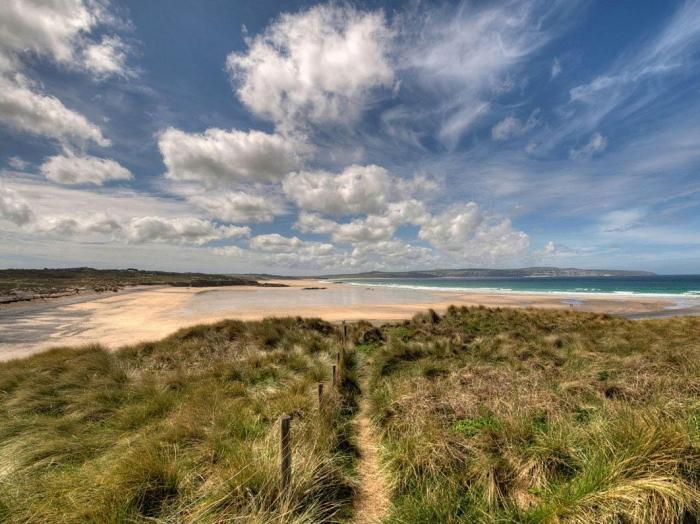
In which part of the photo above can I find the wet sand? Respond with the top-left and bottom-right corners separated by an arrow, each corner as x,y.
0,279 -> 696,361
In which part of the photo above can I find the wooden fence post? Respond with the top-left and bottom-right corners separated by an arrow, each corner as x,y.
318,383 -> 324,409
332,364 -> 337,388
280,415 -> 291,492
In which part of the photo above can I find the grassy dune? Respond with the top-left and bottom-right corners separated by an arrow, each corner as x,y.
0,318 -> 358,523
364,306 -> 700,523
0,307 -> 698,522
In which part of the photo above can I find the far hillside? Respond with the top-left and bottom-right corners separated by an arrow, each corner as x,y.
323,266 -> 656,279
0,267 -> 284,304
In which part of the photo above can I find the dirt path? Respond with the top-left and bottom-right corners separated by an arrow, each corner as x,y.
352,388 -> 390,524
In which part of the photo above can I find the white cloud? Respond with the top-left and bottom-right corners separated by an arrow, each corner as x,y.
125,217 -> 249,245
216,234 -> 345,270
249,233 -> 303,252
491,116 -> 521,141
35,213 -> 122,237
562,1 -> 700,143
0,187 -> 34,225
0,0 -> 129,78
350,239 -> 435,269
159,127 -> 306,187
283,164 -> 392,215
295,212 -> 393,243
491,110 -> 540,141
83,36 -> 131,78
7,156 -> 28,170
418,203 -> 529,260
189,191 -> 286,223
0,76 -> 109,146
32,212 -> 249,246
40,152 -> 132,185
407,2 -> 569,146
295,199 -> 428,245
569,132 -> 607,160
551,58 -> 562,79
226,4 -> 394,129
600,209 -> 646,233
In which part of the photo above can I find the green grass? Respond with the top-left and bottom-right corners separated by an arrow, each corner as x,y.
0,317 -> 357,523
364,307 -> 700,523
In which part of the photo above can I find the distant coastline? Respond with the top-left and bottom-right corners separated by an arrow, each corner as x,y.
321,266 -> 656,279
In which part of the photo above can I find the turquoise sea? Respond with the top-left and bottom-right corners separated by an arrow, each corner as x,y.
339,275 -> 700,299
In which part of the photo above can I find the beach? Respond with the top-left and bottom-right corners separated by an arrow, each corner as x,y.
1,278 -> 696,361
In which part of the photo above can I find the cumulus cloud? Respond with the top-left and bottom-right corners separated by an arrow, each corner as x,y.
249,233 -> 303,252
569,132 -> 607,160
226,4 -> 394,128
418,203 -> 529,260
0,76 -> 109,146
0,187 -> 34,225
36,213 -> 122,237
0,0 -> 129,78
216,234 -> 344,270
350,239 -> 435,269
283,164 -> 392,215
40,152 -> 133,185
295,199 -> 428,245
32,213 -> 250,246
189,191 -> 286,223
159,127 -> 306,187
125,217 -> 249,245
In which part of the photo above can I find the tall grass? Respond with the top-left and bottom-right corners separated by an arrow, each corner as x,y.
1,307 -> 698,522
0,317 -> 357,523
364,307 -> 700,523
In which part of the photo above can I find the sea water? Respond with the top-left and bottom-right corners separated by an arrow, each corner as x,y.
339,275 -> 700,300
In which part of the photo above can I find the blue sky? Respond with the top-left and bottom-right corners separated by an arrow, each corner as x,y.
1,0 -> 699,274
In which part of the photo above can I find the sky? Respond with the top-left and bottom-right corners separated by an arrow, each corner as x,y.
1,0 -> 700,275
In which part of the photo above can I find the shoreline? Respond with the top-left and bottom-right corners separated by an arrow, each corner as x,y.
1,278 -> 699,362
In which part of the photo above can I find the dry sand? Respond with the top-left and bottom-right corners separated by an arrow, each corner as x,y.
0,279 -> 692,361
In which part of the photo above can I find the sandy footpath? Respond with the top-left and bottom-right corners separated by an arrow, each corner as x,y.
0,279 -> 692,360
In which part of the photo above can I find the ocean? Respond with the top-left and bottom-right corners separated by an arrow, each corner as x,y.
339,275 -> 700,299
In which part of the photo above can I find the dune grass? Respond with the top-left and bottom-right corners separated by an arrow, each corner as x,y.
0,317 -> 358,523
363,306 -> 700,523
0,307 -> 698,522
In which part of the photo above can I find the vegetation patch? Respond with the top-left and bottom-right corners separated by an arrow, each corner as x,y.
0,317 -> 356,523
366,306 -> 700,523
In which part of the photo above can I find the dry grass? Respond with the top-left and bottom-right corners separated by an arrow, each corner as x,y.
0,317 -> 358,523
364,306 -> 700,523
0,307 -> 698,522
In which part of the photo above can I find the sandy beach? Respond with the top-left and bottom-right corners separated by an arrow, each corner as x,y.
0,278 -> 696,361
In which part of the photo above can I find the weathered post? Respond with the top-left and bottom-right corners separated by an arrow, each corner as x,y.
280,415 -> 291,492
342,321 -> 348,347
318,382 -> 324,409
332,364 -> 337,388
